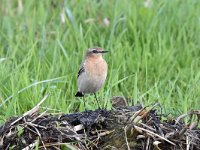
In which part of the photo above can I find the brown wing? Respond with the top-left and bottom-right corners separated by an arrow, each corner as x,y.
77,66 -> 85,78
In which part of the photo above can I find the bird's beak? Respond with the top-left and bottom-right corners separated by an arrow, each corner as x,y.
99,50 -> 109,53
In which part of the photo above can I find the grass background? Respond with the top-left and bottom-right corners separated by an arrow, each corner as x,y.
0,0 -> 200,124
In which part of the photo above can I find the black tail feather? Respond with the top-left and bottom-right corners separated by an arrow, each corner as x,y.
75,91 -> 84,97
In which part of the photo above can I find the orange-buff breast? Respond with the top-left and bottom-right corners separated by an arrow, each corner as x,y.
85,56 -> 107,77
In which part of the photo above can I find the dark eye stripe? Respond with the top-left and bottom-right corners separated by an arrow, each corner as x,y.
93,50 -> 98,53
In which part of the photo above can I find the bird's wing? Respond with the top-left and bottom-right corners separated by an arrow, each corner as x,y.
77,64 -> 85,78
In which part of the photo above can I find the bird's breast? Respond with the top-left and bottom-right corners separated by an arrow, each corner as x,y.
85,58 -> 107,79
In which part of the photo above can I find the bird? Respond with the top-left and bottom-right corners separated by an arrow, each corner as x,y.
75,47 -> 108,110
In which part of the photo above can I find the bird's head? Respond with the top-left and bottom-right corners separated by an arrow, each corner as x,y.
86,47 -> 108,58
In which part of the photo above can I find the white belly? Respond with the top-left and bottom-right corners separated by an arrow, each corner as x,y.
78,72 -> 106,94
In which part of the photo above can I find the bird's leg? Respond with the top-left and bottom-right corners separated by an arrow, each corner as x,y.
94,93 -> 101,109
83,96 -> 87,112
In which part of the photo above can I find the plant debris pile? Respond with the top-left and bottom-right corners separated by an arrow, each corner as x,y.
0,102 -> 199,150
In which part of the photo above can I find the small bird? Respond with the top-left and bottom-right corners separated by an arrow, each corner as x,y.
75,47 -> 108,110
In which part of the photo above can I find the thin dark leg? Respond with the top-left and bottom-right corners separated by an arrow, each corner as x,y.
94,93 -> 101,109
83,96 -> 87,111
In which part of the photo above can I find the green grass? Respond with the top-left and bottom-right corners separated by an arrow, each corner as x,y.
0,0 -> 200,124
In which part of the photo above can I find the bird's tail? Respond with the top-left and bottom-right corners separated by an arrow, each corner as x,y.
75,91 -> 84,97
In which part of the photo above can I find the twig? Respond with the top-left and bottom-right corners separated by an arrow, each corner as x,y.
186,135 -> 190,150
28,123 -> 47,150
25,122 -> 47,129
146,136 -> 150,150
25,94 -> 49,116
140,122 -> 156,132
134,125 -> 176,146
42,142 -> 78,149
31,110 -> 48,123
175,110 -> 200,125
175,113 -> 189,124
130,102 -> 160,124
22,141 -> 38,150
129,108 -> 146,123
153,141 -> 161,150
98,130 -> 113,137
73,124 -> 84,132
10,94 -> 49,127
186,133 -> 200,142
124,125 -> 130,150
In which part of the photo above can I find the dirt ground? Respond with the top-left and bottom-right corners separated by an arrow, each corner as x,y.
0,97 -> 199,150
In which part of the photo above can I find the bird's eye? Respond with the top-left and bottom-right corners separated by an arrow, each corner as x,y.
92,50 -> 98,53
